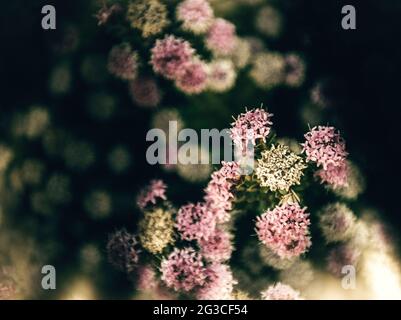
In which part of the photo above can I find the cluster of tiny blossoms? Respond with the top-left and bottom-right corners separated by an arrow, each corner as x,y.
256,144 -> 307,191
105,107 -> 358,300
256,203 -> 311,259
302,126 -> 349,189
100,0 -> 247,99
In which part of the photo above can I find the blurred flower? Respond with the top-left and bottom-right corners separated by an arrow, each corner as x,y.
177,0 -> 214,34
80,54 -> 108,84
175,60 -> 209,94
126,0 -> 169,38
152,108 -> 184,133
232,290 -> 251,300
136,179 -> 167,210
332,161 -> 365,200
207,59 -> 237,92
20,159 -> 44,186
327,243 -> 361,277
86,92 -> 116,121
276,137 -> 302,155
199,228 -> 233,263
84,190 -> 112,219
255,6 -> 282,38
49,63 -> 72,95
63,140 -> 96,171
139,208 -> 175,254
0,145 -> 13,173
95,3 -> 122,26
108,145 -> 131,174
250,52 -> 285,89
107,43 -> 139,80
46,173 -> 72,205
12,106 -> 50,139
302,126 -> 348,170
230,37 -> 251,69
160,247 -> 207,292
315,161 -> 348,189
256,144 -> 307,192
176,202 -> 216,241
319,203 -> 356,243
284,54 -> 305,87
206,18 -> 236,56
279,260 -> 314,290
197,264 -> 237,300
129,77 -> 161,108
259,247 -> 297,270
136,264 -> 158,292
107,229 -> 140,274
151,35 -> 195,80
177,144 -> 212,183
80,243 -> 102,273
261,283 -> 302,300
256,203 -> 311,259
230,107 -> 273,151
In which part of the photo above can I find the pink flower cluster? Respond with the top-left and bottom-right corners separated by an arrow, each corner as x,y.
176,0 -> 214,34
204,161 -> 241,223
175,60 -> 208,94
151,35 -> 195,80
230,108 -> 273,152
136,179 -> 167,209
255,203 -> 311,259
176,202 -> 216,241
137,264 -> 158,292
302,126 -> 348,170
199,228 -> 233,263
196,264 -> 237,300
160,247 -> 207,292
150,35 -> 209,94
315,161 -> 349,189
206,18 -> 236,56
261,283 -> 302,300
108,43 -> 139,80
129,77 -> 161,108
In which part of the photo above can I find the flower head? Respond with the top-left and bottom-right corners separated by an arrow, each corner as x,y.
199,228 -> 233,263
139,208 -> 175,254
230,108 -> 273,151
302,126 -> 348,170
160,247 -> 207,292
106,229 -> 140,273
207,59 -> 237,92
197,264 -> 237,300
284,54 -> 305,87
136,179 -> 167,210
150,35 -> 195,79
204,161 -> 241,223
250,52 -> 285,89
177,0 -> 214,34
327,243 -> 361,277
127,0 -> 169,37
255,5 -> 282,38
206,18 -> 236,56
175,60 -> 208,94
176,202 -> 216,241
315,161 -> 349,189
137,264 -> 158,292
319,203 -> 356,243
256,144 -> 307,192
129,77 -> 161,108
256,203 -> 311,259
261,283 -> 302,300
107,43 -> 139,80
95,3 -> 122,26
